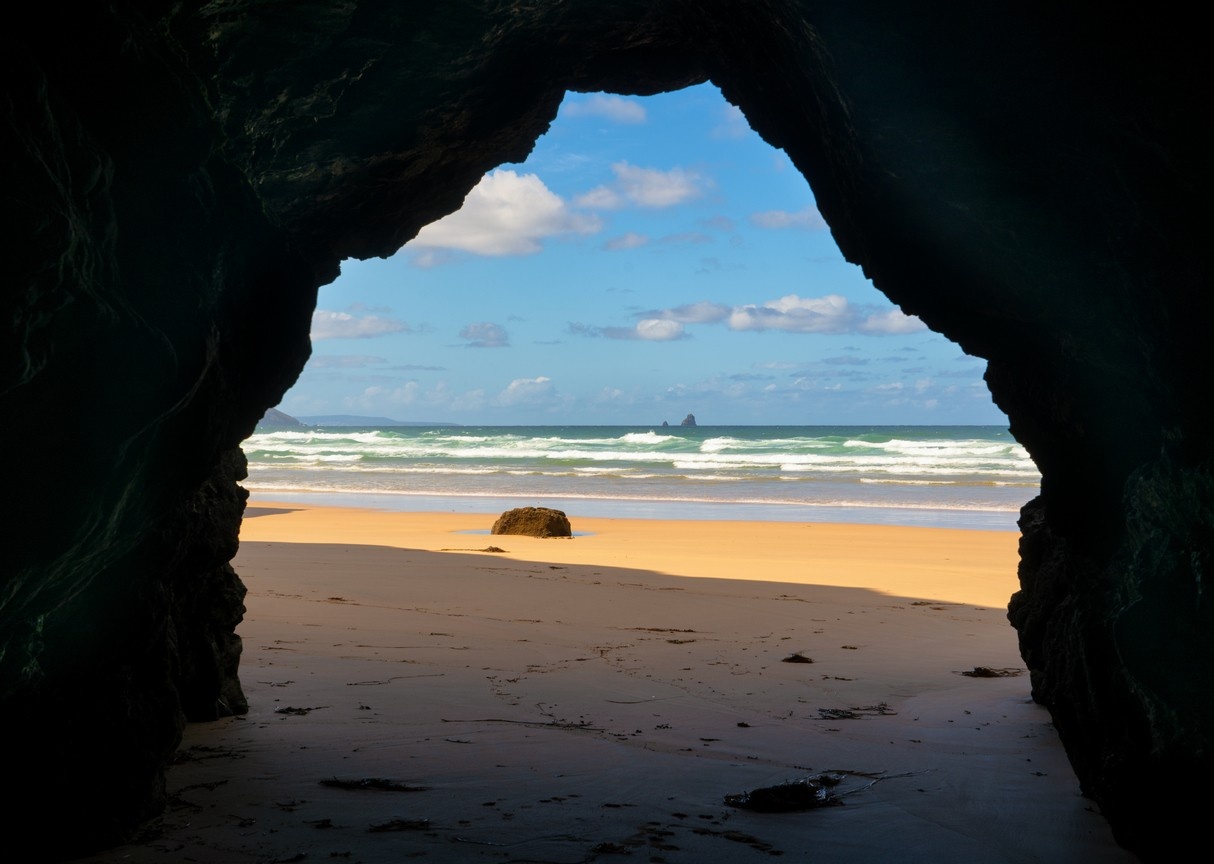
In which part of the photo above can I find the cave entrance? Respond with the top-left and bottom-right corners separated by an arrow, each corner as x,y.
217,86 -> 1097,862
251,83 -> 1036,529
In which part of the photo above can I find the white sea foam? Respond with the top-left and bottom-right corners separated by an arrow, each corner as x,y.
619,431 -> 676,445
243,425 -> 1039,527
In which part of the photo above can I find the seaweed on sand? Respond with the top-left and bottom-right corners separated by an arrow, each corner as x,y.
724,776 -> 845,812
320,777 -> 430,792
961,666 -> 1023,678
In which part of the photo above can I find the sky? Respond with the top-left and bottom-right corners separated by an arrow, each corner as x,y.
279,83 -> 1008,426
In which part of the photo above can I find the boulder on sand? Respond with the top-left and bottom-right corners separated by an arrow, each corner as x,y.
491,507 -> 572,538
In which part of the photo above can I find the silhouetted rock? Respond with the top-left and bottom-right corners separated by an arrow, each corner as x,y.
491,507 -> 572,538
680,413 -> 697,427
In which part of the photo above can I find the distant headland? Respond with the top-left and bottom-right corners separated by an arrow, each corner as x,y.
256,410 -> 461,429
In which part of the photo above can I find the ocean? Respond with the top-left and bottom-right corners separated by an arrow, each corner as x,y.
241,425 -> 1039,531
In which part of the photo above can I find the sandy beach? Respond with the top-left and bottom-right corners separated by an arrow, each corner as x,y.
78,503 -> 1131,863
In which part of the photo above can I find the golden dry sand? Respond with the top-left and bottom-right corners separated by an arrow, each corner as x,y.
77,502 -> 1132,863
235,504 -> 1023,607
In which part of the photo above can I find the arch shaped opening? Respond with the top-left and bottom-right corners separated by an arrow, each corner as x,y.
204,87 -> 1088,863
251,84 -> 1037,530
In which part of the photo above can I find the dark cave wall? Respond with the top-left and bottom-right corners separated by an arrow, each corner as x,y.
1,2 -> 1210,859
2,2 -> 314,851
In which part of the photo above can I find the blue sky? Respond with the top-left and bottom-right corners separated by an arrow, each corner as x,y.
280,84 -> 1007,426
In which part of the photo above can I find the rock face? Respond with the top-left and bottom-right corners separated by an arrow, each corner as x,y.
258,408 -> 305,428
680,414 -> 697,427
491,507 -> 573,538
2,3 -> 1210,859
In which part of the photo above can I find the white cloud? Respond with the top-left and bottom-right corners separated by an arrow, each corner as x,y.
614,163 -> 703,208
495,376 -> 555,406
604,232 -> 649,250
459,321 -> 510,348
311,310 -> 411,340
857,307 -> 927,334
563,94 -> 647,124
749,206 -> 827,230
727,294 -> 925,335
572,294 -> 919,343
635,319 -> 686,341
592,386 -> 631,405
576,162 -> 705,210
644,301 -> 731,324
711,103 -> 750,139
408,169 -> 601,258
575,186 -> 623,209
568,319 -> 687,341
425,380 -> 488,413
410,249 -> 457,268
